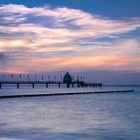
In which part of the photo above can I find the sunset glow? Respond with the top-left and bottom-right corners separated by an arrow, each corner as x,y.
0,1 -> 140,74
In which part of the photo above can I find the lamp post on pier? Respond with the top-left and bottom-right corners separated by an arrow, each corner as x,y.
11,74 -> 13,82
48,75 -> 50,82
35,74 -> 37,82
19,74 -> 21,81
54,75 -> 56,81
3,73 -> 4,82
27,74 -> 30,82
42,75 -> 44,81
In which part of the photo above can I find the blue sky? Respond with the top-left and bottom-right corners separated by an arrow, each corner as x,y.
1,0 -> 140,18
0,0 -> 140,83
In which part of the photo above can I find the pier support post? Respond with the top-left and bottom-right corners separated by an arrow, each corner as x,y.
77,83 -> 80,88
100,83 -> 102,88
58,83 -> 61,88
67,83 -> 70,88
17,83 -> 19,89
72,83 -> 74,88
46,83 -> 48,88
32,83 -> 35,88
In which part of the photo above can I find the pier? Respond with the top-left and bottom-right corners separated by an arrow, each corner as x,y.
0,80 -> 102,89
0,72 -> 102,89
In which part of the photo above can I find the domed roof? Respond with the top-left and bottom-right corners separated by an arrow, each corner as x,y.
63,72 -> 72,83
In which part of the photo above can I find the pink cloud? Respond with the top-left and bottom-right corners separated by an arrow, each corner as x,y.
0,4 -> 140,73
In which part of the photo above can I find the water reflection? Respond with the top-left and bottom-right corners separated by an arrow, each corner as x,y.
0,86 -> 140,140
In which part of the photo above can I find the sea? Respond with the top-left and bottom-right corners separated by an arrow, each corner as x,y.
0,85 -> 140,140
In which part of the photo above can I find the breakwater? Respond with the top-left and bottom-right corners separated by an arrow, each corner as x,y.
0,89 -> 134,99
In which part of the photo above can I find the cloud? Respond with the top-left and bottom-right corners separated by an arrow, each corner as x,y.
1,16 -> 26,23
0,52 -> 11,68
0,52 -> 6,60
0,4 -> 140,36
0,52 -> 10,60
0,4 -> 140,73
0,38 -> 139,73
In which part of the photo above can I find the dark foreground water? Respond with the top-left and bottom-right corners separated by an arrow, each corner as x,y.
0,85 -> 140,140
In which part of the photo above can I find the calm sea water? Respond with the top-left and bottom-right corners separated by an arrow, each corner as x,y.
0,85 -> 140,140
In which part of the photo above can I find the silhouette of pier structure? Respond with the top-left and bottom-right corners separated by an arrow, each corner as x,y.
0,72 -> 102,89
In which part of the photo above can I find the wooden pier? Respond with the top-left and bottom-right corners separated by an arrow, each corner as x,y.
0,72 -> 102,89
0,80 -> 102,89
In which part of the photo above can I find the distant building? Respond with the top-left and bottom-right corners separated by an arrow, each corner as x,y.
63,72 -> 72,84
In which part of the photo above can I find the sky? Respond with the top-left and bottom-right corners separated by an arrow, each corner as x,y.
0,0 -> 140,84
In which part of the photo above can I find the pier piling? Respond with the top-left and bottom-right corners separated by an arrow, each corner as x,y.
77,83 -> 80,88
32,83 -> 35,88
58,83 -> 61,88
46,83 -> 48,88
67,83 -> 70,88
16,83 -> 19,89
72,83 -> 74,88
